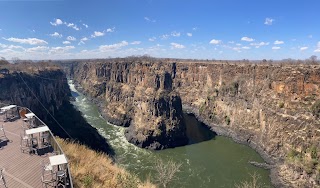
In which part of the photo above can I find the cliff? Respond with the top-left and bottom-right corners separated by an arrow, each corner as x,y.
67,59 -> 320,188
0,62 -> 113,154
72,61 -> 188,149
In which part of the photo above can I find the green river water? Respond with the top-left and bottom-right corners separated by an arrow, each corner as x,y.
69,81 -> 272,188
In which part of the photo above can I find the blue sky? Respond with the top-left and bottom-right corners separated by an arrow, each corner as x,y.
0,0 -> 319,60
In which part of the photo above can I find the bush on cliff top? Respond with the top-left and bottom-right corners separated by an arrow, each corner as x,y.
311,100 -> 320,117
57,138 -> 155,188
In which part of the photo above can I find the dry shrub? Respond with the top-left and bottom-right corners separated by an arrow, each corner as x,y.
57,138 -> 156,188
235,172 -> 266,188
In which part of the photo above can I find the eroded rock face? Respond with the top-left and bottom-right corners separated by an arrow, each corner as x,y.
125,90 -> 187,149
72,61 -> 188,149
69,60 -> 320,187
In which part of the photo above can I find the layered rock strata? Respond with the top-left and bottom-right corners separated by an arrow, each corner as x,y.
68,60 -> 320,187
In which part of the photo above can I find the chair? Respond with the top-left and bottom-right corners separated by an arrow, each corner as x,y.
41,160 -> 53,174
41,162 -> 56,188
0,125 -> 8,143
0,111 -> 5,122
21,118 -> 29,129
20,133 -> 31,154
30,137 -> 39,155
41,132 -> 51,147
0,168 -> 7,188
56,169 -> 67,188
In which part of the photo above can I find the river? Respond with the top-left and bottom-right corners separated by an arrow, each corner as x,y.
68,81 -> 272,188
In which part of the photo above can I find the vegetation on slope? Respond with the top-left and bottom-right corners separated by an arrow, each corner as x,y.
57,138 -> 155,188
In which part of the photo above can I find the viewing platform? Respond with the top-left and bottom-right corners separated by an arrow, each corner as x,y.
0,104 -> 73,188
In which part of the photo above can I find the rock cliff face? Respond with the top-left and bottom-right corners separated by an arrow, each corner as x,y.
0,69 -> 69,120
0,63 -> 113,154
68,59 -> 320,187
72,61 -> 188,149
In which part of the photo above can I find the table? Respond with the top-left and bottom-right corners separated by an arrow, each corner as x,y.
26,126 -> 50,151
25,113 -> 35,119
50,154 -> 68,187
0,105 -> 17,121
0,105 -> 17,112
49,154 -> 68,166
25,126 -> 49,135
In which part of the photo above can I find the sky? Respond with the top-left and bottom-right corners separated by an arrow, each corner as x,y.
0,0 -> 319,60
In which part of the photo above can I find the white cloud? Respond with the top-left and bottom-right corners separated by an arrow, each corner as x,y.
274,40 -> 284,45
50,18 -> 63,26
149,37 -> 156,42
78,37 -> 89,45
62,41 -> 71,44
91,31 -> 105,37
209,39 -> 221,44
0,43 -> 24,50
187,33 -> 192,37
144,17 -> 156,23
50,32 -> 62,38
26,46 -> 49,52
170,42 -> 185,49
83,23 -> 89,28
2,44 -> 24,50
232,47 -> 242,52
308,35 -> 313,39
131,41 -> 141,45
250,42 -> 269,48
236,43 -> 242,46
106,27 -> 115,33
3,37 -> 48,45
78,41 -> 85,45
66,23 -> 80,31
314,42 -> 320,52
99,41 -> 128,51
50,18 -> 80,30
241,37 -> 254,42
192,27 -> 198,31
50,46 -> 75,54
264,18 -> 274,25
66,36 -> 76,41
171,31 -> 181,37
242,46 -> 251,50
300,47 -> 308,51
272,46 -> 281,50
160,34 -> 170,40
228,41 -> 235,44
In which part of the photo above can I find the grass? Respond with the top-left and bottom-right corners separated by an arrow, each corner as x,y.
57,138 -> 156,188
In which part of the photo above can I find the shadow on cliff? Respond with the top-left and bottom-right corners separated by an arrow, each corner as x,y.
183,113 -> 216,145
45,100 -> 115,157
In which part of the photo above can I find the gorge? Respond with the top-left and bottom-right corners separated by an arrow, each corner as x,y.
1,59 -> 320,187
62,58 -> 320,188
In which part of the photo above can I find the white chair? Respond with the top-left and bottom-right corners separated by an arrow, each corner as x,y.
20,133 -> 31,153
0,125 -> 8,145
0,168 -> 7,188
41,162 -> 56,188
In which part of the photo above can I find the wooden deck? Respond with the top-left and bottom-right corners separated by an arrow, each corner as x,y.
0,115 -> 70,188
